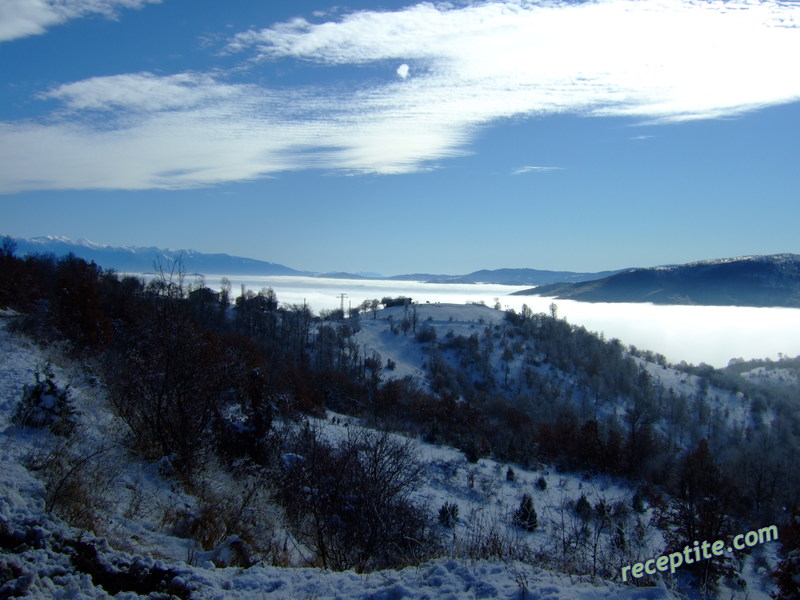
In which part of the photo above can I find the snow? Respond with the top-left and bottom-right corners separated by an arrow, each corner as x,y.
742,366 -> 799,387
0,309 -> 774,599
636,358 -> 754,438
179,558 -> 670,600
311,412 -> 655,563
355,303 -> 506,383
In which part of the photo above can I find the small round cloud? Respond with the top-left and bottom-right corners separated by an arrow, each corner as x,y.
396,64 -> 410,79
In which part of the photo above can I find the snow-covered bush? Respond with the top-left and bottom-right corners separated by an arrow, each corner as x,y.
12,363 -> 76,437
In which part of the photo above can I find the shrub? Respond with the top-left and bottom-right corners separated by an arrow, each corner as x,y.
23,437 -> 117,533
514,494 -> 538,532
438,502 -> 459,528
464,441 -> 480,463
773,507 -> 800,600
416,325 -> 437,344
278,426 -> 436,571
536,475 -> 547,491
575,493 -> 592,521
13,363 -> 76,437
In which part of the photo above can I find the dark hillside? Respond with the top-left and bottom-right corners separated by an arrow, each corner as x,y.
514,254 -> 800,307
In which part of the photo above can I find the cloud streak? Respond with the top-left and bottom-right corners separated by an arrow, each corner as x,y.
0,0 -> 160,42
512,166 -> 564,175
2,0 -> 800,192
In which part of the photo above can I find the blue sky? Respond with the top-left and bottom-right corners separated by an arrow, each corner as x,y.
1,0 -> 799,275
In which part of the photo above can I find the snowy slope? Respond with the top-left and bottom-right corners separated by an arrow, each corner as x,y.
0,311 -> 689,599
635,358 -> 757,434
3,305 -> 783,599
355,303 -> 506,382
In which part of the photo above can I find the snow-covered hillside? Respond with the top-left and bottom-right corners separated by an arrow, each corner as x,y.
355,303 -> 759,449
1,304 -> 783,599
1,310 -> 687,599
355,303 -> 505,382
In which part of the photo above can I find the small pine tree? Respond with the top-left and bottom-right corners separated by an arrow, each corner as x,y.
575,494 -> 592,522
438,502 -> 459,528
514,494 -> 537,532
13,363 -> 76,436
506,467 -> 516,482
536,475 -> 547,491
464,442 -> 480,463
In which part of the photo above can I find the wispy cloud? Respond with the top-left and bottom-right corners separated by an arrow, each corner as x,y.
0,0 -> 160,42
2,0 -> 800,192
42,72 -> 247,112
512,166 -> 564,175
228,0 -> 800,124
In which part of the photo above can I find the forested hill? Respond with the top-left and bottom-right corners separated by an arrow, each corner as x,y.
513,254 -> 800,307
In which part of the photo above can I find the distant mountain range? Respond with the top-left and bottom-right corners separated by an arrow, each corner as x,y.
8,236 -> 309,277
513,254 -> 800,308
390,268 -> 627,286
4,236 -> 624,285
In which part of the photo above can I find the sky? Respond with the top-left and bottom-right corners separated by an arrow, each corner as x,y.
1,0 -> 799,275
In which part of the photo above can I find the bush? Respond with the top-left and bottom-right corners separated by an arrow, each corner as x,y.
23,437 -> 117,533
773,507 -> 800,600
278,426 -> 436,571
575,494 -> 592,521
416,325 -> 437,344
536,475 -> 547,491
464,441 -> 480,463
438,502 -> 459,528
13,363 -> 76,437
514,494 -> 538,532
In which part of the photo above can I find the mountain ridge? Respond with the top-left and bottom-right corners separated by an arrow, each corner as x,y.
9,235 -> 309,277
4,235 -> 626,285
513,253 -> 800,307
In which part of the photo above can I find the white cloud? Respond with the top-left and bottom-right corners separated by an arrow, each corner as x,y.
0,71 -> 470,192
3,0 -> 800,192
0,0 -> 160,42
512,166 -> 564,175
229,0 -> 800,123
43,72 -> 247,112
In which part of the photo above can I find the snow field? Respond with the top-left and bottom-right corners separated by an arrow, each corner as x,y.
0,309 -> 746,600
